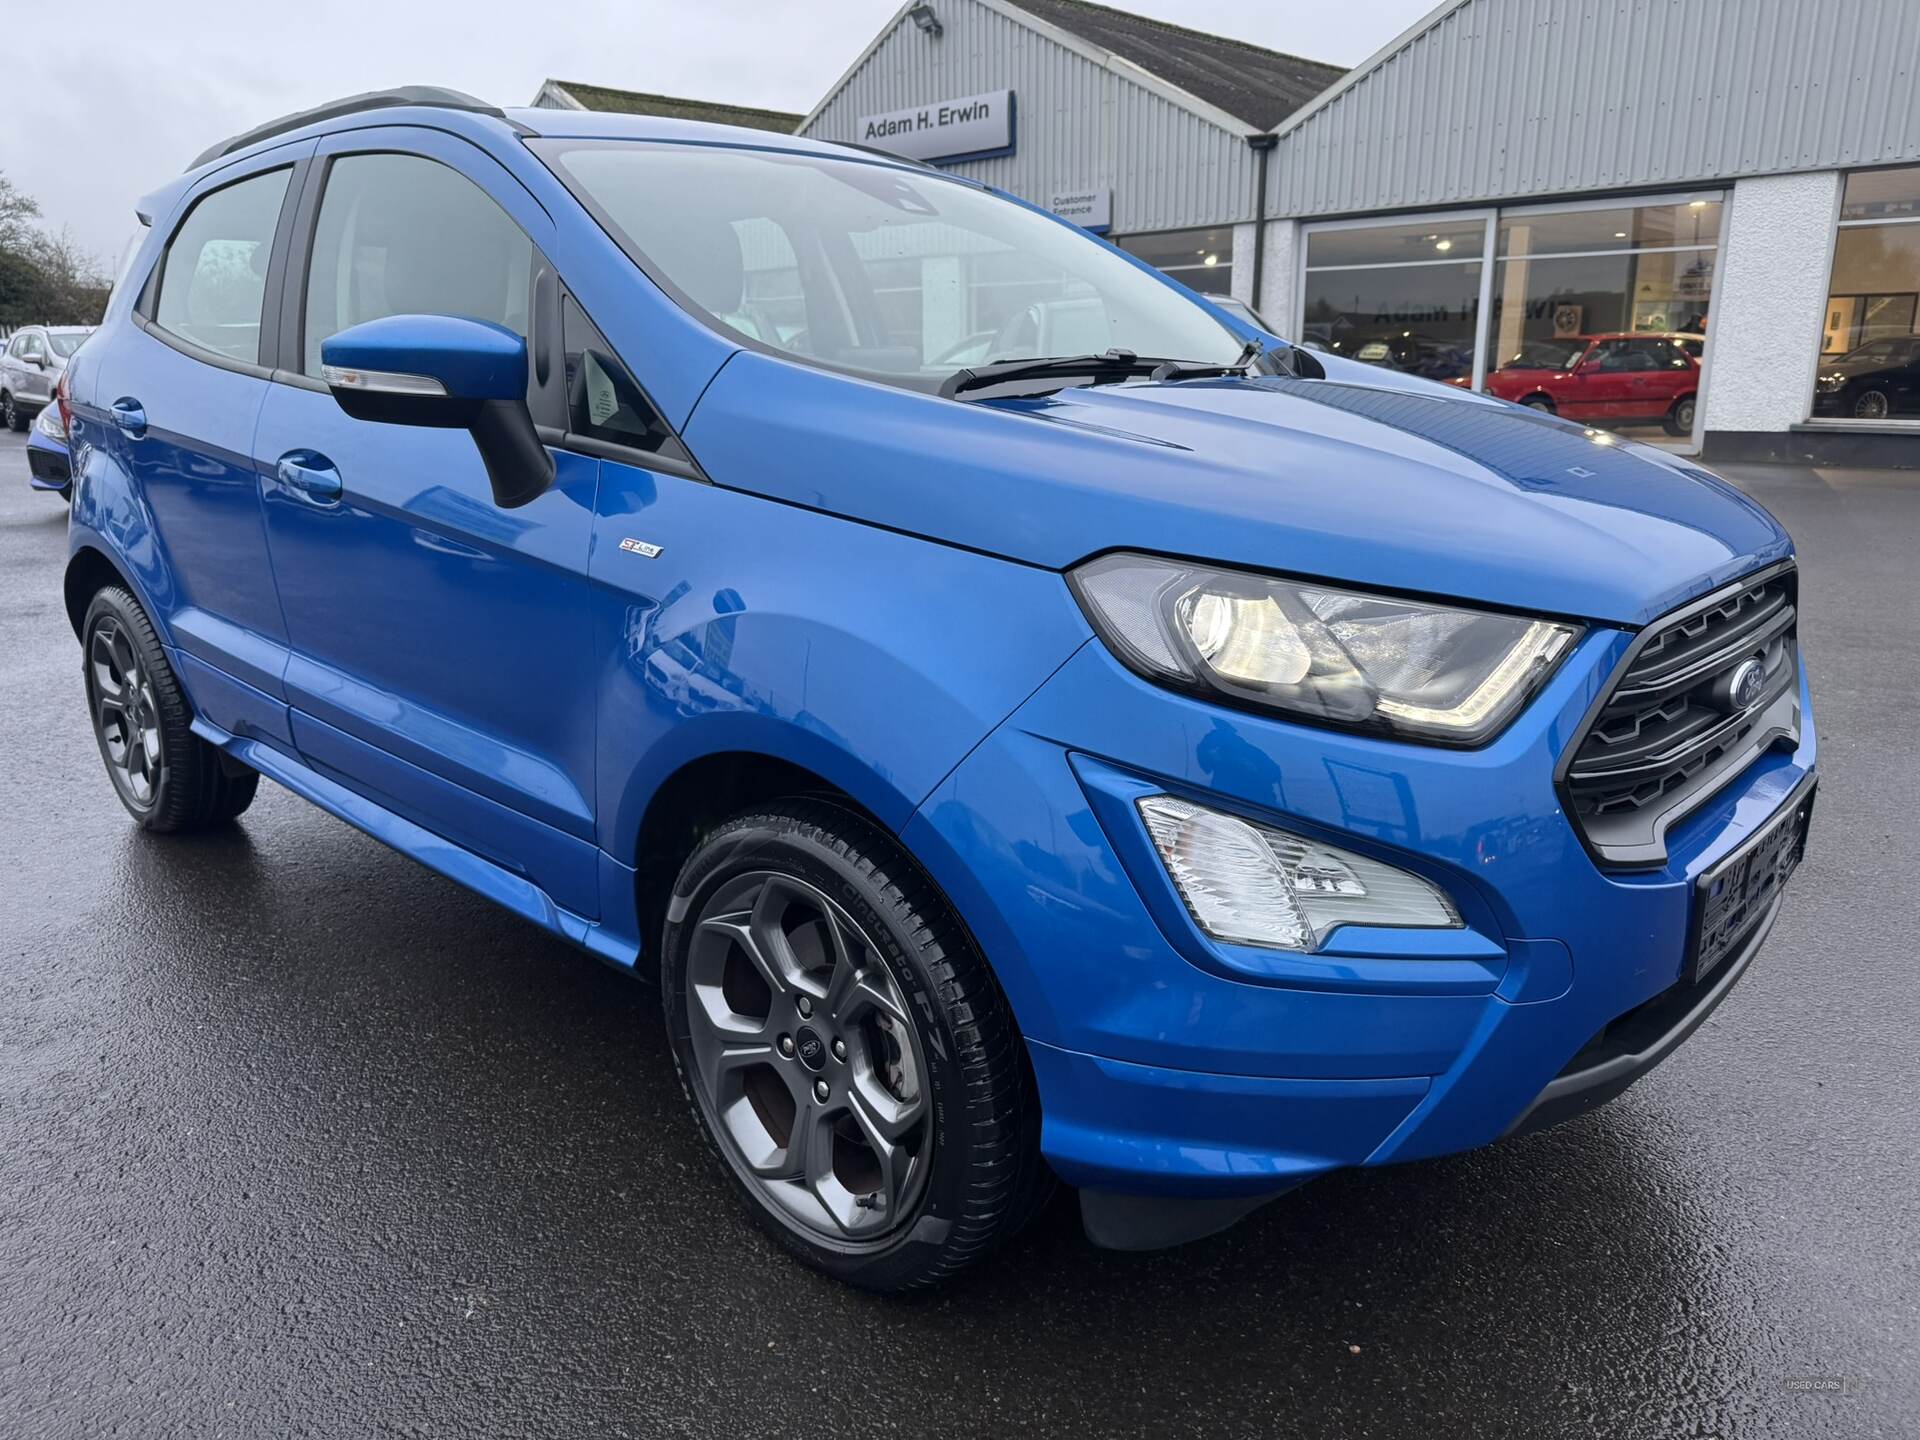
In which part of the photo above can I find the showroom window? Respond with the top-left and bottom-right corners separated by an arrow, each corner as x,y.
1299,196 -> 1724,448
1301,217 -> 1489,386
1813,166 -> 1920,423
1117,228 -> 1234,297
1486,198 -> 1720,442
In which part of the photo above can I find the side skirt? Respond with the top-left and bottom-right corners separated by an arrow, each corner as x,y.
191,716 -> 642,972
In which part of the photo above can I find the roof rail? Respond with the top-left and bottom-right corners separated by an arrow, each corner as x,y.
186,86 -> 504,171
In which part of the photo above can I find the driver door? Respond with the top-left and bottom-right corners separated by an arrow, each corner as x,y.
253,131 -> 602,918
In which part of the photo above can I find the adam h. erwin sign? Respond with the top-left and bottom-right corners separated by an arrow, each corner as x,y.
857,90 -> 1015,163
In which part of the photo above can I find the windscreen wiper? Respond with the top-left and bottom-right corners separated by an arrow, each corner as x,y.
941,348 -> 1160,399
1149,339 -> 1265,383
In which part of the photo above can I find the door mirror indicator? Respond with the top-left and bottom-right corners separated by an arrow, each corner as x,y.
319,314 -> 554,509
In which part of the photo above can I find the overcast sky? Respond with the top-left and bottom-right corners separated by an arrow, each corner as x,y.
5,0 -> 1433,265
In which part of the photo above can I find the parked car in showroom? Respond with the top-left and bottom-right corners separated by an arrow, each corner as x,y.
60,90 -> 1815,1292
1326,327 -> 1473,385
1484,331 -> 1700,435
1,324 -> 92,430
1813,334 -> 1920,418
26,371 -> 72,499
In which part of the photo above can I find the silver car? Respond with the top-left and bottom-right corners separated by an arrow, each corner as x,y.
1,325 -> 92,431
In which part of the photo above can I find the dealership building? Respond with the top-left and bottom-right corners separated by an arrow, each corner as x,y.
545,0 -> 1920,463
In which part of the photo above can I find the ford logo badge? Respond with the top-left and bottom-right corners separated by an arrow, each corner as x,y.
1727,658 -> 1766,711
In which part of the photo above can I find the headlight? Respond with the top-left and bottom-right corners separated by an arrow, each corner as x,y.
1071,553 -> 1579,744
1138,794 -> 1459,951
32,401 -> 66,443
1816,373 -> 1845,392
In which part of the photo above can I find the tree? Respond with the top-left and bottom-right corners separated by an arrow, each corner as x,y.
0,172 -> 39,251
0,170 -> 110,328
22,228 -> 110,325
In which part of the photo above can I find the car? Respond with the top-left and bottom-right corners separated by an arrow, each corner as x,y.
1484,331 -> 1700,435
1812,334 -> 1920,419
1,324 -> 92,431
61,88 -> 1816,1292
1325,328 -> 1473,385
26,371 -> 72,500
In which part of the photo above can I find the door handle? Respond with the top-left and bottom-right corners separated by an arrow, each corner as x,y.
275,449 -> 344,504
110,397 -> 147,439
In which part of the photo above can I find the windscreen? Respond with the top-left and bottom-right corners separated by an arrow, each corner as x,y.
533,140 -> 1243,389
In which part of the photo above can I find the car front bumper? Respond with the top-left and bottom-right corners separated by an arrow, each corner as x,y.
26,432 -> 71,492
904,625 -> 1818,1241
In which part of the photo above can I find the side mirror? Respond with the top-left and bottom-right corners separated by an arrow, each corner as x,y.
320,314 -> 554,509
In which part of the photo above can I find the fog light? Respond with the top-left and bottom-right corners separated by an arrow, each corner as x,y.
1137,795 -> 1461,952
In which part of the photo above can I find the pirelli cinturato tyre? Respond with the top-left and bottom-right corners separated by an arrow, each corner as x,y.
662,800 -> 1048,1292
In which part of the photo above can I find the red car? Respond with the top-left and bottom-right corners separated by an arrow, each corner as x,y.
1485,332 -> 1702,435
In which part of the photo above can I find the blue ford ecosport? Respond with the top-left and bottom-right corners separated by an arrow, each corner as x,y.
63,89 -> 1816,1291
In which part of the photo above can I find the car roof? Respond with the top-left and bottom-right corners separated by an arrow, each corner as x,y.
146,91 -> 930,229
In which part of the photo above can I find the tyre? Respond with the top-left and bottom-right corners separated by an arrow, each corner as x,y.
81,586 -> 258,831
1521,395 -> 1556,413
1854,388 -> 1891,421
2,391 -> 21,432
662,800 -> 1046,1292
1664,394 -> 1697,436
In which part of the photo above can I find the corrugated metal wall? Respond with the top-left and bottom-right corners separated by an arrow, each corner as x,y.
1274,0 -> 1920,217
801,0 -> 1260,234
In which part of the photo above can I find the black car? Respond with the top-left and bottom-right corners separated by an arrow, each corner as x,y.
1813,335 -> 1920,419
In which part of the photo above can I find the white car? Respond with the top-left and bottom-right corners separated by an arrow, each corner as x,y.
1,325 -> 93,431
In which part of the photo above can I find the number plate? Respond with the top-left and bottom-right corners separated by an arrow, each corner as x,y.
1688,778 -> 1816,983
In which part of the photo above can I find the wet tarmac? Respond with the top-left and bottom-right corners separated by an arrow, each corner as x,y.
2,433 -> 1914,1437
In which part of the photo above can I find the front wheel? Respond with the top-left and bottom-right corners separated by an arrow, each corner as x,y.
662,801 -> 1045,1291
2,392 -> 21,432
1664,394 -> 1697,436
1521,394 -> 1556,413
1854,388 -> 1891,420
82,586 -> 259,831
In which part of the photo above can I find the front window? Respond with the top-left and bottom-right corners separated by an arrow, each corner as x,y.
531,141 -> 1241,389
1815,166 -> 1920,422
302,153 -> 533,377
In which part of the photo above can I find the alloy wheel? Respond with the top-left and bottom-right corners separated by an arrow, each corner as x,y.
88,617 -> 164,809
2,394 -> 15,431
684,871 -> 931,1242
1855,390 -> 1890,420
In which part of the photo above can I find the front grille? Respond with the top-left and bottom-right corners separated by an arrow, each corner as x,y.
1564,565 -> 1799,866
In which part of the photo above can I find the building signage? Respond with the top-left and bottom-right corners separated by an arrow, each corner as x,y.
1046,186 -> 1112,232
857,89 -> 1014,163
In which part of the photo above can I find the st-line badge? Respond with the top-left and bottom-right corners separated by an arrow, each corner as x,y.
618,538 -> 664,558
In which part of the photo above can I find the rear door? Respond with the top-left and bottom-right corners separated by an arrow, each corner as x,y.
88,153 -> 310,743
251,128 -> 602,919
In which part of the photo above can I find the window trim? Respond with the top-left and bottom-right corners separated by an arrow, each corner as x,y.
135,159 -> 306,381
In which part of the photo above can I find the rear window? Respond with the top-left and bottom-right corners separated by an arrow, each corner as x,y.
152,167 -> 291,365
